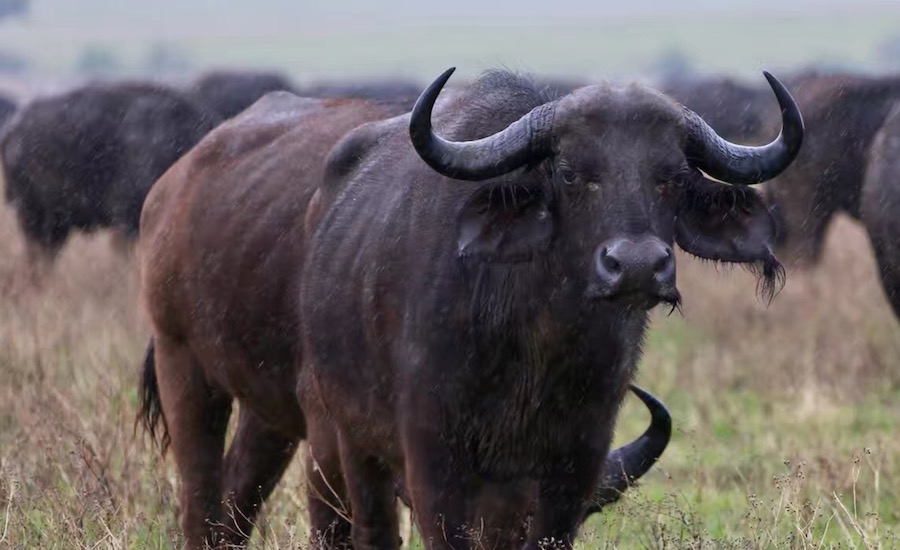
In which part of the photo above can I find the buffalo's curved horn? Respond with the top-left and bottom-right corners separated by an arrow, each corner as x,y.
409,67 -> 555,182
683,71 -> 804,185
584,384 -> 672,516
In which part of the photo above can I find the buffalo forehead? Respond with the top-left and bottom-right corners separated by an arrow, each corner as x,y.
559,83 -> 684,127
554,85 -> 686,162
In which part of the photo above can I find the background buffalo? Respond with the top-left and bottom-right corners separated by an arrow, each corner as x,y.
670,72 -> 900,326
186,69 -> 298,119
762,73 -> 900,265
1,82 -> 220,264
660,74 -> 776,143
861,101 -> 900,321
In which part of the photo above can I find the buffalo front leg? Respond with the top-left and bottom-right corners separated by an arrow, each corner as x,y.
220,407 -> 301,547
524,462 -> 603,550
306,420 -> 352,549
153,338 -> 232,549
339,435 -> 401,550
402,432 -> 472,550
469,480 -> 533,550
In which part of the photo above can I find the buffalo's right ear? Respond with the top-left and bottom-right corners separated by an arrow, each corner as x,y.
456,184 -> 554,262
674,176 -> 777,264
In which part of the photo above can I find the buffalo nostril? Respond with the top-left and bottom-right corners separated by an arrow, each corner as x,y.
601,247 -> 622,273
653,248 -> 673,274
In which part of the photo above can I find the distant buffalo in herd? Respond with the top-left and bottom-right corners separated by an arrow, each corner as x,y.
187,69 -> 423,120
0,82 -> 220,262
862,102 -> 900,320
660,74 -> 776,143
187,70 -> 297,119
137,66 -> 801,548
667,71 -> 900,323
0,70 -> 425,266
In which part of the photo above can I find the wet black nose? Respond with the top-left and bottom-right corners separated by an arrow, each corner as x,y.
595,237 -> 675,299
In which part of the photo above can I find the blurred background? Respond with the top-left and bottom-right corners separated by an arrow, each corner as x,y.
2,0 -> 900,91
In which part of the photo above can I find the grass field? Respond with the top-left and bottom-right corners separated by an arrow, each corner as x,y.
1,189 -> 899,549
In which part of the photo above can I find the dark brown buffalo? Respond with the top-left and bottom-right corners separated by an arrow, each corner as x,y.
297,67 -> 802,549
1,82 -> 220,263
187,69 -> 298,119
861,101 -> 900,320
137,88 -> 672,548
137,93 -> 419,549
762,73 -> 900,264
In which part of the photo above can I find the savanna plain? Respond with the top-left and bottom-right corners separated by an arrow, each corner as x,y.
0,181 -> 898,548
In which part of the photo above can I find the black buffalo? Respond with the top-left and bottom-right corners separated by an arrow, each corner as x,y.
1,82 -> 220,263
298,67 -> 802,549
862,101 -> 900,321
187,70 -> 298,119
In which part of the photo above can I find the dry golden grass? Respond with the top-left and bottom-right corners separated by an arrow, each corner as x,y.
0,188 -> 898,548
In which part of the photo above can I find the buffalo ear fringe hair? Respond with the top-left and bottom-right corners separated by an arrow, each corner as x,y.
746,251 -> 785,305
688,252 -> 785,306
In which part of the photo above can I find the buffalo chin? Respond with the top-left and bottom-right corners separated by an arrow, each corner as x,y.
585,286 -> 682,312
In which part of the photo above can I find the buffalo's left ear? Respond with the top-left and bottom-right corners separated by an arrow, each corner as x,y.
457,184 -> 554,262
674,177 -> 777,264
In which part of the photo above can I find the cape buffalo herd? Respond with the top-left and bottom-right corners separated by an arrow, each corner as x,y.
134,65 -> 802,549
9,53 -> 900,548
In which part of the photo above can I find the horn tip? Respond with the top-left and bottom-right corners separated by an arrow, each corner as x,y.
437,67 -> 457,86
628,384 -> 672,431
761,70 -> 782,89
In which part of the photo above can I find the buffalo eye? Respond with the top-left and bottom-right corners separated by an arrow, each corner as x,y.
558,164 -> 579,186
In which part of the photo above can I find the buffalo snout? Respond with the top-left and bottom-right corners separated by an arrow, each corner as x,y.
593,237 -> 677,307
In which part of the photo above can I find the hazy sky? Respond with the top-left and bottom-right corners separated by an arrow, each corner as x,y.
1,0 -> 899,82
4,0 -> 896,36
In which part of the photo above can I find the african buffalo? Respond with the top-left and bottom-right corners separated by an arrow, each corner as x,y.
660,74 -> 777,143
0,82 -> 220,264
137,89 -> 671,548
861,102 -> 900,321
297,67 -> 802,549
762,73 -> 900,264
187,70 -> 298,119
